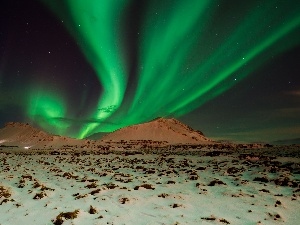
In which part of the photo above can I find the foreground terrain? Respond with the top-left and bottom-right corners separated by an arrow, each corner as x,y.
0,147 -> 299,225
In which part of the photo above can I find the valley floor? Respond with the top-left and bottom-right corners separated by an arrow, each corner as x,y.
0,147 -> 299,225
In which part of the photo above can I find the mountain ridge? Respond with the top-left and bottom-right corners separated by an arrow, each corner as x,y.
101,117 -> 213,144
0,122 -> 84,148
0,118 -> 214,147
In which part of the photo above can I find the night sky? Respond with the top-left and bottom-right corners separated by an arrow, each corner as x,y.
1,0 -> 299,143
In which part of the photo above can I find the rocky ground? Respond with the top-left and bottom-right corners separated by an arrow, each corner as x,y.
0,146 -> 299,225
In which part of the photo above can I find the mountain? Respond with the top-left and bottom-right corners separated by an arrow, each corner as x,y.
86,132 -> 110,140
272,138 -> 300,145
0,122 -> 83,148
101,118 -> 213,144
0,119 -> 214,148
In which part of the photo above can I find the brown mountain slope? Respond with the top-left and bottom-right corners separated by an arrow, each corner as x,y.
101,118 -> 214,144
0,122 -> 83,148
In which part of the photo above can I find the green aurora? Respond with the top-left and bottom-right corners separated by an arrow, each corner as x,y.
27,0 -> 300,139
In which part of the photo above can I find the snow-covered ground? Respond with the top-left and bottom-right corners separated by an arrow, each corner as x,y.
0,148 -> 299,225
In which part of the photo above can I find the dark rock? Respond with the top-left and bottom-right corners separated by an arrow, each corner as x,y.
253,177 -> 269,183
89,205 -> 97,214
208,179 -> 226,186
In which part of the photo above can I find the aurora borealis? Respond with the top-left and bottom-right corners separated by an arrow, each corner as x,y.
1,0 -> 300,142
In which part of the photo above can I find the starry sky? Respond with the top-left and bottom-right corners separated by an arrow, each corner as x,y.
1,0 -> 300,143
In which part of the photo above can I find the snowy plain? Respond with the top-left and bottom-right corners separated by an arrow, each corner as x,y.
0,147 -> 299,225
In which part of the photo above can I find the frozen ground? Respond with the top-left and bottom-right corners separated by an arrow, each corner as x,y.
0,148 -> 299,225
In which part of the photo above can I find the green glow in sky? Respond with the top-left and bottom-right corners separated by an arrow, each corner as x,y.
27,87 -> 69,135
41,0 -> 129,138
65,0 -> 128,138
34,0 -> 300,138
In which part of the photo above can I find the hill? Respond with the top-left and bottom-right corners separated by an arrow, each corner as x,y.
101,118 -> 213,144
0,122 -> 83,149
